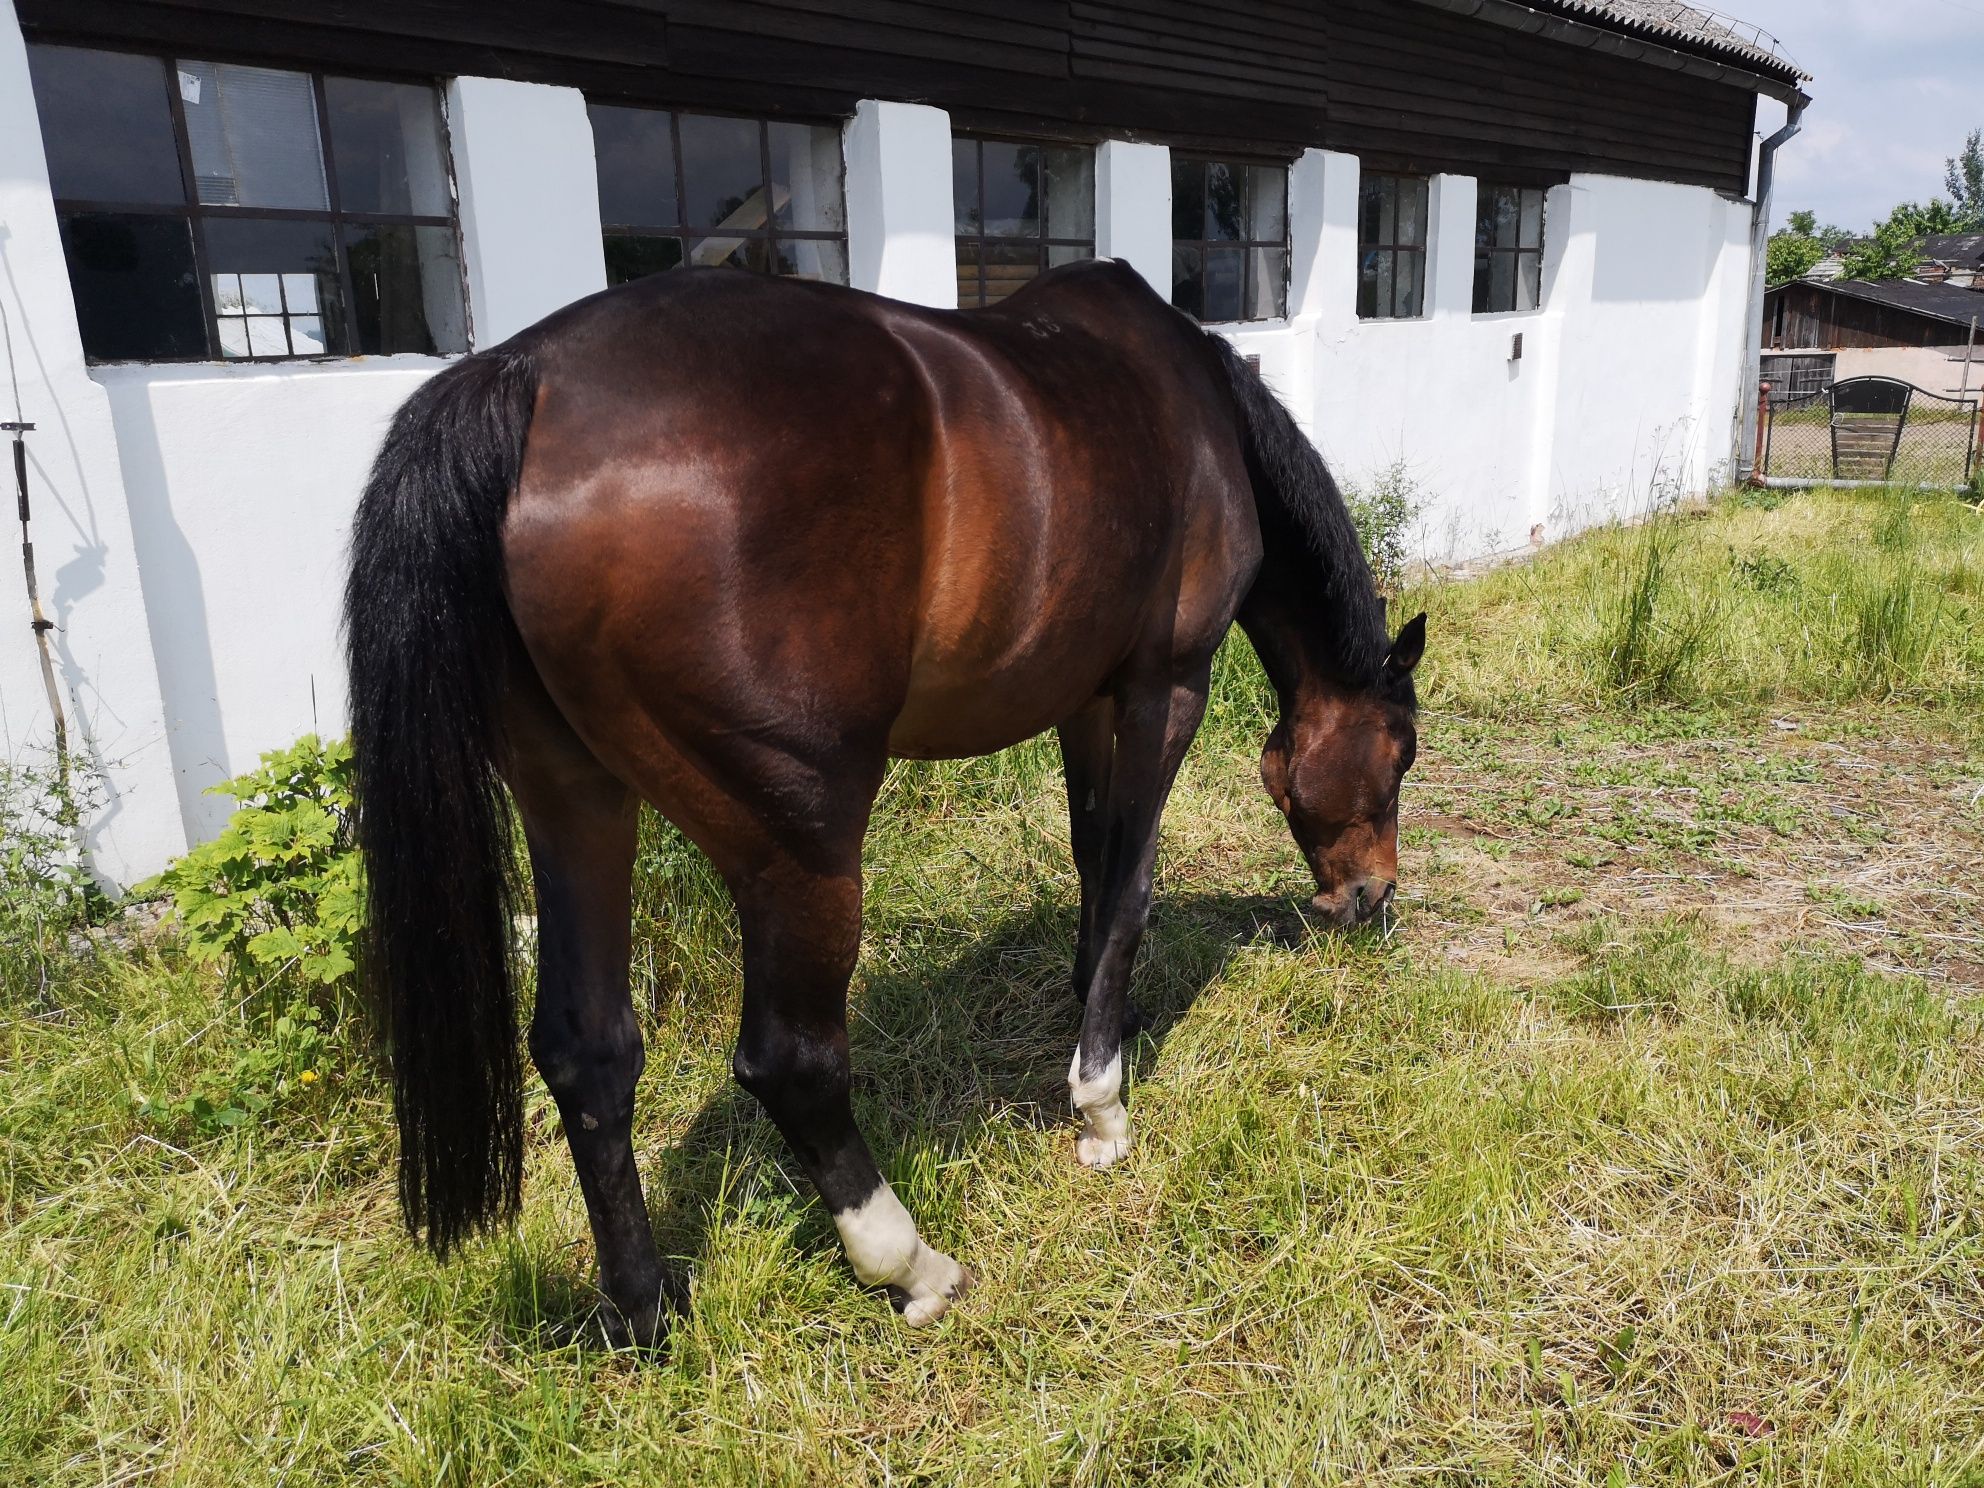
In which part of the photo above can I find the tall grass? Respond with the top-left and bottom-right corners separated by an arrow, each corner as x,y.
1414,485 -> 1984,721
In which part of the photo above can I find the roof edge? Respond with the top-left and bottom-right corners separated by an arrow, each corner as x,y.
1407,0 -> 1809,104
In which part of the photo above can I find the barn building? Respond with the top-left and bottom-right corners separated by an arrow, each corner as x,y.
0,0 -> 1807,884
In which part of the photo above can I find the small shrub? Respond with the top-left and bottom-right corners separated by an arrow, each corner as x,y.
1343,459 -> 1426,595
1730,548 -> 1798,596
142,734 -> 362,992
0,756 -> 105,1001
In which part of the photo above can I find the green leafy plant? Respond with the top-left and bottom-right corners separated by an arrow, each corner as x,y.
132,998 -> 329,1135
1344,458 -> 1426,595
142,735 -> 362,991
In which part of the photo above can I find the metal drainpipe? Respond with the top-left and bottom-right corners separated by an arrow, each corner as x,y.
1738,96 -> 1808,483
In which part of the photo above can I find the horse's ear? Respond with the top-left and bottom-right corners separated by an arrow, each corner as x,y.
1386,612 -> 1427,675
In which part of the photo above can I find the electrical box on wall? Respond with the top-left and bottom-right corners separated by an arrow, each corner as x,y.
1510,332 -> 1524,362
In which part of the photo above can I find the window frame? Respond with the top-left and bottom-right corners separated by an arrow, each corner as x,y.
1356,172 -> 1431,322
951,133 -> 1096,309
588,102 -> 850,286
31,44 -> 465,365
1472,182 -> 1547,316
1168,153 -> 1291,325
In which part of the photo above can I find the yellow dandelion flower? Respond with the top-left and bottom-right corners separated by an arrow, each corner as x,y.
298,1069 -> 318,1086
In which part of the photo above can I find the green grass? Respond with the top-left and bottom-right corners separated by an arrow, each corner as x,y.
4,486 -> 1984,1485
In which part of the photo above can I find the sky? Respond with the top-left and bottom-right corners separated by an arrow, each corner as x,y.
1736,0 -> 1984,233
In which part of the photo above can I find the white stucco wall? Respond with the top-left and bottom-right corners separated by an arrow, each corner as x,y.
0,8 -> 183,885
3,11 -> 1770,884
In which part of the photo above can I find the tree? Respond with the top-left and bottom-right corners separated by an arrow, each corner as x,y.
1767,230 -> 1825,286
1945,128 -> 1984,230
1839,210 -> 1922,281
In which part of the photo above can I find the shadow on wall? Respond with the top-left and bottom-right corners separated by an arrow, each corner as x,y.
1,229 -> 132,861
101,391 -> 229,846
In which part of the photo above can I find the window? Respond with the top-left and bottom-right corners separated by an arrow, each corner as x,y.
1357,174 -> 1429,320
953,138 -> 1094,307
1170,158 -> 1288,323
1474,184 -> 1545,314
26,45 -> 466,364
587,105 -> 847,286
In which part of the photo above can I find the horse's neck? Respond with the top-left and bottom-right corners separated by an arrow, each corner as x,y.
1237,551 -> 1381,707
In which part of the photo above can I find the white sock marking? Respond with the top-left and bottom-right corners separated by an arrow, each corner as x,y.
832,1182 -> 968,1326
1068,1046 -> 1131,1168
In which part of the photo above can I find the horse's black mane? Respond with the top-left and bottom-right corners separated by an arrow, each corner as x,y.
1207,333 -> 1402,701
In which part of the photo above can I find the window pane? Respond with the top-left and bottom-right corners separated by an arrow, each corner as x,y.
982,240 -> 1039,302
1356,254 -> 1379,319
689,234 -> 770,273
1520,188 -> 1545,250
956,239 -> 984,307
589,105 -> 679,230
245,316 -> 290,357
1043,147 -> 1094,240
29,47 -> 186,206
1377,176 -> 1397,243
1205,162 -> 1242,242
1395,249 -> 1424,317
781,237 -> 848,285
1171,158 -> 1204,241
342,222 -> 467,355
1046,242 -> 1089,269
217,316 -> 252,359
282,273 -> 319,313
1203,246 -> 1243,321
179,62 -> 329,210
604,234 -> 684,286
1246,246 -> 1288,319
1357,177 -> 1382,247
1373,250 -> 1395,318
236,273 -> 284,314
679,114 -> 766,231
953,139 -> 981,233
1488,250 -> 1515,312
1492,186 -> 1521,250
1472,251 -> 1491,314
1170,244 -> 1205,320
980,142 -> 1040,238
1247,165 -> 1287,244
1518,252 -> 1542,312
1398,179 -> 1427,248
291,316 -> 327,354
58,212 -> 206,361
769,122 -> 843,233
325,77 -> 451,217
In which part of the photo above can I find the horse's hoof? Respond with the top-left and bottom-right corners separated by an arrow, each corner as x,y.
893,1252 -> 971,1327
1076,1129 -> 1132,1169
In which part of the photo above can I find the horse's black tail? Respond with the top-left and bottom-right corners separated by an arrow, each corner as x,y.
343,342 -> 539,1256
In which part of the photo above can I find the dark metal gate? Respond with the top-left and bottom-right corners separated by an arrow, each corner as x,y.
1761,375 -> 1980,488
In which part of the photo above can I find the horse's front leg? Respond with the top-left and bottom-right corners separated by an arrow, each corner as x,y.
729,846 -> 970,1325
1056,697 -> 1114,1007
1067,663 -> 1211,1169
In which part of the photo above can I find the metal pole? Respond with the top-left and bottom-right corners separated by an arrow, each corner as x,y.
1738,95 -> 1808,484
1961,314 -> 1977,402
9,419 -> 70,796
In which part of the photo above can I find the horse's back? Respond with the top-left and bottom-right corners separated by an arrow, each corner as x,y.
499,264 -> 1255,783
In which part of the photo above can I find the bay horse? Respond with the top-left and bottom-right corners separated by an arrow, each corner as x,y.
345,259 -> 1423,1346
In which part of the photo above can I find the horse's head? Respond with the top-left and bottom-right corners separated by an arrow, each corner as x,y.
1259,612 -> 1424,927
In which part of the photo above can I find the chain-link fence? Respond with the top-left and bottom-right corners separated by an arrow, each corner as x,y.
1761,375 -> 1979,489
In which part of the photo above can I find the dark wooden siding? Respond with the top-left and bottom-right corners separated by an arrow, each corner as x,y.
19,0 -> 1761,190
1767,284 -> 1979,351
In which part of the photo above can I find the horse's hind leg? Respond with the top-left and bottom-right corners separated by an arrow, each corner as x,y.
506,732 -> 667,1347
728,835 -> 969,1326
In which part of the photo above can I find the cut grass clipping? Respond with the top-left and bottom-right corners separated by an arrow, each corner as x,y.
3,485 -> 1982,1485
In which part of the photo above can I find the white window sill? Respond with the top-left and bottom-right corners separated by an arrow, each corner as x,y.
89,353 -> 460,386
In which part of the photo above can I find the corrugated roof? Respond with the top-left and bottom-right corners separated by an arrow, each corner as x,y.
1543,1 -> 1806,80
1917,233 -> 1984,267
1784,276 -> 1984,330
